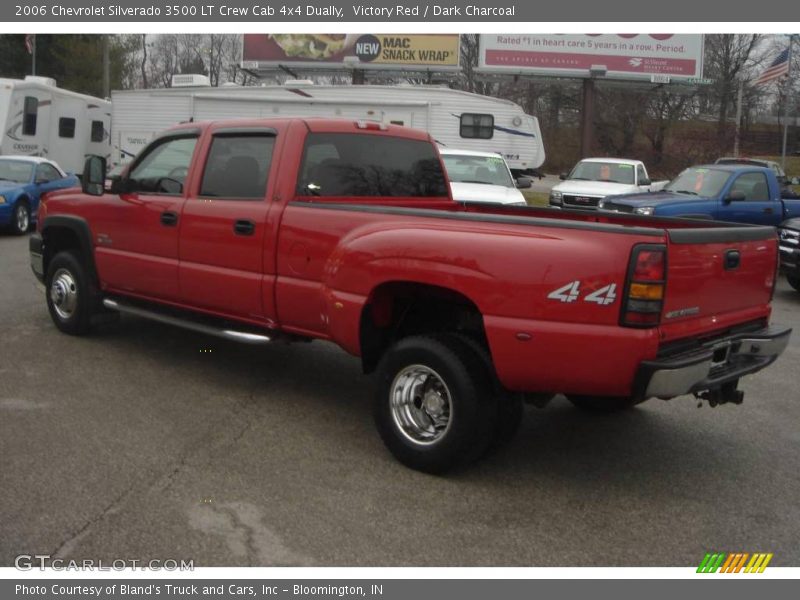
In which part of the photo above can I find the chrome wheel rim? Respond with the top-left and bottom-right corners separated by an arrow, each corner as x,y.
390,364 -> 453,445
16,206 -> 29,232
50,269 -> 78,320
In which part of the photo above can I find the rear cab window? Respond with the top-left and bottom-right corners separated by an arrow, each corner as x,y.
296,133 -> 447,198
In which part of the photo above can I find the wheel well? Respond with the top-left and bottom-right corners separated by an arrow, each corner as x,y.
16,195 -> 30,206
359,281 -> 488,374
42,226 -> 87,279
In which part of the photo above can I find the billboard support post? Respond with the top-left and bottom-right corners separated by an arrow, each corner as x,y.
580,78 -> 595,158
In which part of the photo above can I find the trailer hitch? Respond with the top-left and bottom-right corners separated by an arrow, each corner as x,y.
695,381 -> 744,407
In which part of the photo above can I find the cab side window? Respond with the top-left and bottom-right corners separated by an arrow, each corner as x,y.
128,135 -> 198,195
636,164 -> 647,184
199,133 -> 275,199
730,172 -> 770,202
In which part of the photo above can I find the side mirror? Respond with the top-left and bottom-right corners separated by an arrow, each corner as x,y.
515,177 -> 532,189
724,190 -> 746,204
81,155 -> 106,196
640,178 -> 651,187
559,172 -> 568,181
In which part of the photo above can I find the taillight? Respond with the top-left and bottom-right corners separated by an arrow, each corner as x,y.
621,244 -> 667,327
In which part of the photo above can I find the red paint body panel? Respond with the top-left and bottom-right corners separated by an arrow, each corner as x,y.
36,118 -> 779,398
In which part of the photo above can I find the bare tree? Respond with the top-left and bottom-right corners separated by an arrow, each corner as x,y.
704,34 -> 762,140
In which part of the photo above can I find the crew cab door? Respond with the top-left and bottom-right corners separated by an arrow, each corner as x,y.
178,127 -> 277,321
717,171 -> 779,225
92,131 -> 199,301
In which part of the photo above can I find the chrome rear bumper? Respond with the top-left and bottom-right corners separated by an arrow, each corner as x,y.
633,325 -> 792,400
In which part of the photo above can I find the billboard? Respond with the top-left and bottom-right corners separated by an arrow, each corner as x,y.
479,34 -> 704,81
242,34 -> 460,71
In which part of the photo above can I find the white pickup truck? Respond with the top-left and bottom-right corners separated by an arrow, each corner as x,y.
549,158 -> 668,210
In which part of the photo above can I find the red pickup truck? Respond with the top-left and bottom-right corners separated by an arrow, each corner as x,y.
30,118 -> 790,473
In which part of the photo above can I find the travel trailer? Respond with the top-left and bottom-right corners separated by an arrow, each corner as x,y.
0,76 -> 111,173
111,76 -> 545,176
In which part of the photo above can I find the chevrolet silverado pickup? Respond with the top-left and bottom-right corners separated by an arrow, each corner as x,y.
599,164 -> 800,224
29,118 -> 791,473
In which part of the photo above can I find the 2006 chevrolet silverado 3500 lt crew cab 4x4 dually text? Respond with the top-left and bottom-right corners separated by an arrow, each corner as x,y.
29,118 -> 791,473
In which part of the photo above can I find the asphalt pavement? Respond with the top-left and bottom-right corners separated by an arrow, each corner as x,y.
1,232 -> 799,567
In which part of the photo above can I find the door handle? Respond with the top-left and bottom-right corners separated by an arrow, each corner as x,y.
161,211 -> 179,227
763,207 -> 774,214
234,219 -> 255,236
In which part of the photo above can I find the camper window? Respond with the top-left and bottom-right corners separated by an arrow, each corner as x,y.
23,97 -> 38,136
59,118 -> 76,139
91,120 -> 104,142
460,114 -> 494,139
200,134 -> 275,199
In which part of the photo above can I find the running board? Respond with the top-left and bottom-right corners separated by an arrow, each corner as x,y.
102,298 -> 273,345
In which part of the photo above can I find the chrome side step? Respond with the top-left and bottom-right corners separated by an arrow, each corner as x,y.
102,298 -> 272,345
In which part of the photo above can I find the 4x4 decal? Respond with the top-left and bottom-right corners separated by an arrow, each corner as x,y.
548,281 -> 618,305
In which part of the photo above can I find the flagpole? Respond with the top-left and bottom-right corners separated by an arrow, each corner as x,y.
781,34 -> 794,171
31,35 -> 36,76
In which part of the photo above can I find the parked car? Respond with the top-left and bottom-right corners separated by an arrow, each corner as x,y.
30,118 -> 790,473
549,158 -> 668,209
599,165 -> 800,225
0,156 -> 79,235
778,218 -> 800,292
439,149 -> 530,206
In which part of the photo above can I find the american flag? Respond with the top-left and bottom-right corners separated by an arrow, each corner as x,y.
754,47 -> 791,85
24,34 -> 34,55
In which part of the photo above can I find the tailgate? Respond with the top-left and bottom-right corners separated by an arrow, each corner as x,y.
659,226 -> 778,341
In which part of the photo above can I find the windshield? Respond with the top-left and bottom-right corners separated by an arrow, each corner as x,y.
568,161 -> 635,184
442,154 -> 514,188
0,159 -> 34,184
665,168 -> 731,197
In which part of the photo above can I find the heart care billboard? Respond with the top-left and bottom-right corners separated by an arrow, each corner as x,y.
479,34 -> 704,81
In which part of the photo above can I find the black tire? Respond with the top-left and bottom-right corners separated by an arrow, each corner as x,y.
373,334 -> 495,474
787,275 -> 800,292
45,251 -> 95,335
10,200 -> 31,235
567,394 -> 643,414
450,333 -> 523,452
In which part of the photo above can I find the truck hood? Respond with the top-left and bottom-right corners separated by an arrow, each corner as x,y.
552,180 -> 640,197
449,182 -> 526,205
602,190 -> 711,206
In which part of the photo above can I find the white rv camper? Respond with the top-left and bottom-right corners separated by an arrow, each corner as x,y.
111,77 -> 545,176
0,76 -> 111,173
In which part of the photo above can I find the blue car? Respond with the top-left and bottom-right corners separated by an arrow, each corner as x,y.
0,156 -> 79,235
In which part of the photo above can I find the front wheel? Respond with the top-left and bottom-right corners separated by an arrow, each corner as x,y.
373,334 -> 495,473
787,274 -> 800,292
45,251 -> 95,335
10,201 -> 30,235
566,394 -> 644,414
